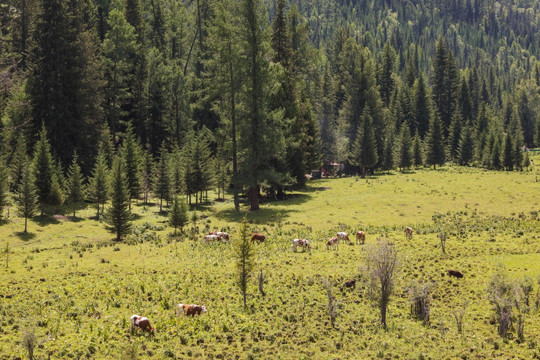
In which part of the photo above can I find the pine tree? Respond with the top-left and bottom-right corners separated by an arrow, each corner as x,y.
9,136 -> 28,192
413,75 -> 431,139
106,157 -> 131,241
141,149 -> 154,204
271,0 -> 291,66
169,148 -> 183,197
425,114 -> 446,169
380,41 -> 396,107
458,126 -> 475,166
48,171 -> 64,210
155,143 -> 171,212
33,126 -> 54,215
491,138 -> 502,170
16,165 -> 38,233
234,217 -> 256,309
88,148 -> 109,220
509,110 -> 525,171
169,196 -> 188,235
383,129 -> 395,172
123,125 -> 142,207
350,108 -> 378,177
413,133 -> 423,167
66,152 -> 84,217
448,111 -> 463,161
0,157 -> 8,219
398,125 -> 413,171
502,134 -> 514,171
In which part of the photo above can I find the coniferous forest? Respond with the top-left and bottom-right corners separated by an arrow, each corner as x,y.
1,0 -> 540,212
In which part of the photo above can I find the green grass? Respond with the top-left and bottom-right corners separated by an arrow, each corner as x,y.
1,163 -> 540,359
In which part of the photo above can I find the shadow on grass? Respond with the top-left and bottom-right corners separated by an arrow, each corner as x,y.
214,207 -> 298,225
15,231 -> 36,241
34,215 -> 61,227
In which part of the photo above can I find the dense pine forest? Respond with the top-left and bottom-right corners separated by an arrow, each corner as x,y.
1,0 -> 540,214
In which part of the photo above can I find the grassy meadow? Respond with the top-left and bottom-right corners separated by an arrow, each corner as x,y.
1,162 -> 540,359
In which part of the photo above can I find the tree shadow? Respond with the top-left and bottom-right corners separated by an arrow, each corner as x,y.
34,215 -> 61,227
15,231 -> 36,241
214,207 -> 298,225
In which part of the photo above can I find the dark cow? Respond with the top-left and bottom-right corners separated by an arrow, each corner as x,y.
250,233 -> 266,243
447,270 -> 464,278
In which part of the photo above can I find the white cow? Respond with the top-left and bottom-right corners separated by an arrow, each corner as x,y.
291,238 -> 311,252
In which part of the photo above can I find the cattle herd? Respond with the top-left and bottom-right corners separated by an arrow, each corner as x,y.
129,226 -> 419,335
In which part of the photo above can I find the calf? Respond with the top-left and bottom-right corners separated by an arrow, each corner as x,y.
291,238 -> 311,252
250,233 -> 266,243
405,227 -> 413,239
130,315 -> 155,335
356,231 -> 366,245
447,270 -> 464,279
336,232 -> 351,243
326,236 -> 339,250
176,304 -> 207,316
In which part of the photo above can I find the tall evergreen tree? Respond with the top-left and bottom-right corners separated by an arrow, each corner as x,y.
16,164 -> 38,233
350,108 -> 378,177
271,0 -> 291,66
169,195 -> 188,235
413,75 -> 431,138
141,149 -> 154,204
425,114 -> 446,169
106,157 -> 131,241
448,111 -> 463,161
0,157 -> 8,219
66,152 -> 84,217
458,125 -> 475,166
413,133 -> 423,167
33,126 -> 54,215
122,125 -> 142,207
379,41 -> 396,107
88,148 -> 109,220
383,128 -> 395,172
398,125 -> 413,171
155,143 -> 171,212
491,137 -> 502,170
234,217 -> 256,309
432,37 -> 458,137
502,134 -> 514,171
9,136 -> 28,192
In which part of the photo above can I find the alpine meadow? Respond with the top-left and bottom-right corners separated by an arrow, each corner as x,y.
1,0 -> 540,359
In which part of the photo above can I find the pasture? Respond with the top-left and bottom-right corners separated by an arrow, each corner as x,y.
1,164 -> 540,359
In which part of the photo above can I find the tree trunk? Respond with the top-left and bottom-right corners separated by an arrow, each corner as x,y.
24,217 -> 28,233
362,166 -> 366,178
96,204 -> 100,220
160,197 -> 163,212
249,186 -> 259,211
243,291 -> 247,309
381,301 -> 388,329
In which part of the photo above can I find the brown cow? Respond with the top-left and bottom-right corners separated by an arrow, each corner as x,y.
176,304 -> 207,316
405,227 -> 413,239
447,270 -> 464,279
326,236 -> 339,250
130,315 -> 155,335
356,231 -> 366,244
250,233 -> 266,243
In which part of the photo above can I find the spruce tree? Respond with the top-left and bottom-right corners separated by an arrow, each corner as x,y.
155,143 -> 171,212
502,134 -> 514,171
383,129 -> 395,172
271,0 -> 291,66
16,165 -> 38,233
398,125 -> 413,171
413,133 -> 423,167
425,114 -> 446,169
458,126 -> 475,166
106,157 -> 131,241
491,138 -> 502,170
509,111 -> 525,171
170,148 -> 183,197
413,75 -> 431,139
66,152 -> 84,217
123,125 -> 142,207
0,157 -> 8,219
33,126 -> 54,215
234,217 -> 256,309
448,111 -> 463,161
9,136 -> 27,192
169,196 -> 188,235
380,41 -> 396,107
88,148 -> 109,220
141,149 -> 154,204
350,108 -> 378,177
48,171 -> 64,210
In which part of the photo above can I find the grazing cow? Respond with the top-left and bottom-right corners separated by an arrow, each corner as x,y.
356,231 -> 366,245
326,236 -> 339,250
250,233 -> 266,243
336,232 -> 351,243
447,270 -> 464,279
176,304 -> 207,316
130,315 -> 155,335
204,234 -> 222,243
208,231 -> 230,241
291,238 -> 311,252
343,279 -> 357,289
405,227 -> 413,239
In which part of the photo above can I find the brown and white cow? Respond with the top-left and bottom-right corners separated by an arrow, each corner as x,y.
336,232 -> 351,243
208,231 -> 230,241
204,234 -> 222,243
405,227 -> 413,239
326,236 -> 339,250
176,304 -> 207,316
291,238 -> 311,252
356,231 -> 366,245
130,315 -> 155,335
250,233 -> 266,243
